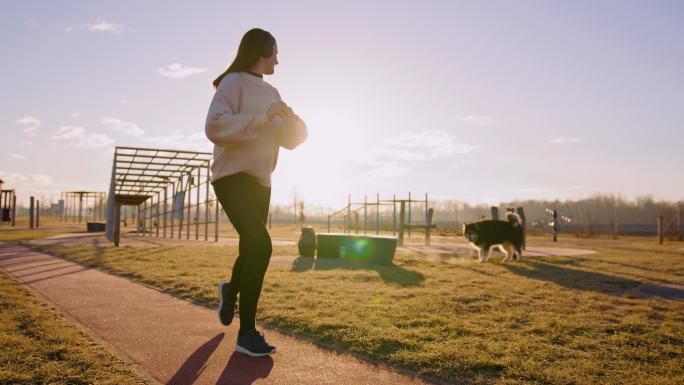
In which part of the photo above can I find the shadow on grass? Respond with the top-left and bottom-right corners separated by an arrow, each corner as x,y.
503,260 -> 684,300
291,257 -> 424,287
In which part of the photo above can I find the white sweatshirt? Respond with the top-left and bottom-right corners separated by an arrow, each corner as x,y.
205,72 -> 308,186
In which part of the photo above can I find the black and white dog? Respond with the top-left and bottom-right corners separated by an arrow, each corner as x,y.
463,212 -> 524,263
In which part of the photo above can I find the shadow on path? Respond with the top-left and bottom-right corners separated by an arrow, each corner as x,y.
215,351 -> 273,385
291,256 -> 424,287
167,333 -> 225,385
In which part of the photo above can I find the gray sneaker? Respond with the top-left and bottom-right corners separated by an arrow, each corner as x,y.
217,281 -> 236,326
236,329 -> 277,357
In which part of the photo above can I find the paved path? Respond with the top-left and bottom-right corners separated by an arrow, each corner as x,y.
0,242 -> 439,385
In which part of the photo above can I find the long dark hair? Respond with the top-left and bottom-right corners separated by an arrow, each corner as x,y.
212,28 -> 276,89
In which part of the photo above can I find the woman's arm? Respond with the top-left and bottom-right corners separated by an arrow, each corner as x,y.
205,77 -> 269,145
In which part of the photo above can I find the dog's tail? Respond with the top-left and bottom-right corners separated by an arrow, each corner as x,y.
506,212 -> 522,227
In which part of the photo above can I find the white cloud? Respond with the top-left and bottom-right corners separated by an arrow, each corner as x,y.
142,131 -> 211,152
381,130 -> 479,158
77,133 -> 114,149
87,20 -> 126,34
52,126 -> 85,139
121,99 -> 128,104
9,153 -> 25,160
0,172 -> 53,186
51,126 -> 113,149
72,112 -> 79,118
458,116 -> 499,125
356,130 -> 478,178
101,117 -> 144,137
19,141 -> 34,147
550,136 -> 581,144
157,63 -> 207,79
17,116 -> 41,133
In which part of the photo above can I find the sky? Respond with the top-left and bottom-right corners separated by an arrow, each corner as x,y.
2,0 -> 683,209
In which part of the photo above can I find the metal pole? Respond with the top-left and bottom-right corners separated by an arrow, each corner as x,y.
393,194 -> 396,236
171,182 -> 175,239
186,173 -> 192,240
136,204 -> 140,237
327,215 -> 331,233
347,194 -> 351,234
376,193 -> 379,235
156,192 -> 161,238
425,193 -> 428,223
364,194 -> 367,235
195,167 -> 200,240
408,192 -> 412,237
36,200 -> 40,228
214,196 -> 219,242
205,162 -> 210,241
399,200 -> 405,246
114,204 -> 121,247
163,184 -> 168,239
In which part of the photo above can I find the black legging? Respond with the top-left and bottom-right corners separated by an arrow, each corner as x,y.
213,173 -> 272,333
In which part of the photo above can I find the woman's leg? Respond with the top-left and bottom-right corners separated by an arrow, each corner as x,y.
228,182 -> 270,297
214,173 -> 272,334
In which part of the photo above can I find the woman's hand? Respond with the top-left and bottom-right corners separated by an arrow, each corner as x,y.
267,101 -> 290,121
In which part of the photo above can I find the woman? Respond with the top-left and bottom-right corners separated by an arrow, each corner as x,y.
205,28 -> 308,357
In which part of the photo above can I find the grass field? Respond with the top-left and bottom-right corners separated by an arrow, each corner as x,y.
5,217 -> 681,385
0,268 -> 150,385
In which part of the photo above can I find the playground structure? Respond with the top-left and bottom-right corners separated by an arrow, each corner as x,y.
0,179 -> 17,227
327,193 -> 435,246
105,146 -> 217,247
60,191 -> 106,223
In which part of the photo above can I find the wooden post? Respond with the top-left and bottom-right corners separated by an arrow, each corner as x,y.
491,206 -> 499,220
36,200 -> 40,228
11,195 -> 16,227
425,208 -> 434,246
553,209 -> 558,242
78,193 -> 83,223
354,212 -> 359,235
327,215 -> 331,233
658,215 -> 663,245
678,203 -> 682,242
29,196 -> 34,229
398,200 -> 406,246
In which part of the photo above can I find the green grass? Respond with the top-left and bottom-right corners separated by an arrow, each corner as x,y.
25,232 -> 684,385
0,272 -> 151,385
